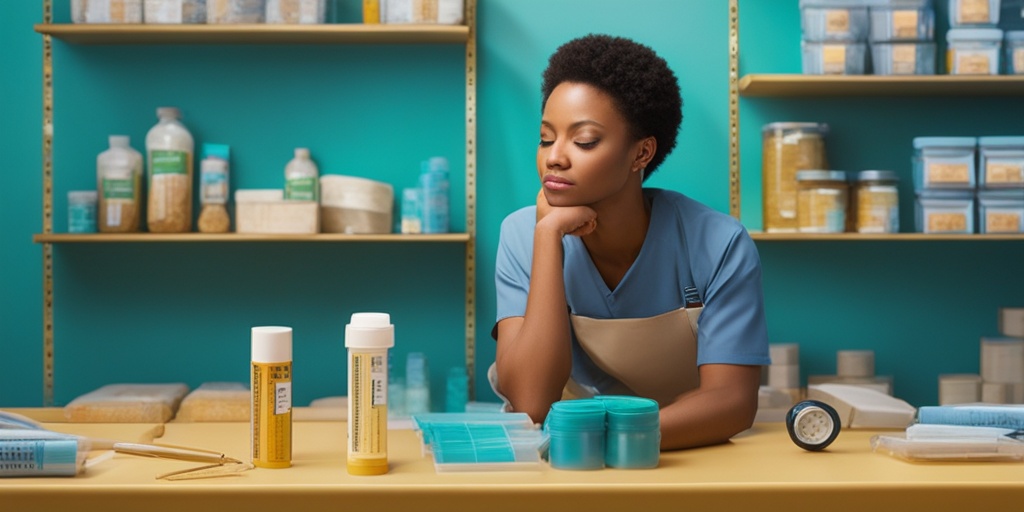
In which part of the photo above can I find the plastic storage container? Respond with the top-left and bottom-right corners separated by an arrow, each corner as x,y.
799,0 -> 870,41
68,191 -> 98,233
1006,31 -> 1024,74
912,137 -> 977,191
802,41 -> 868,74
948,0 -> 1000,26
915,191 -> 975,233
868,0 -> 935,41
596,396 -> 660,469
319,175 -> 394,234
207,0 -> 264,23
853,170 -> 900,233
796,170 -> 849,233
72,0 -> 143,23
946,28 -> 1003,74
762,122 -> 830,232
978,136 -> 1024,189
545,399 -> 606,471
96,135 -> 143,233
265,0 -> 324,23
146,107 -> 194,233
144,0 -> 206,23
284,148 -> 319,202
977,190 -> 1024,233
419,156 -> 450,234
871,41 -> 936,74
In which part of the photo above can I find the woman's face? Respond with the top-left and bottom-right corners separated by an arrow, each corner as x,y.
538,81 -> 642,208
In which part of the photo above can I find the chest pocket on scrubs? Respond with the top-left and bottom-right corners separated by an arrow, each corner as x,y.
568,303 -> 701,407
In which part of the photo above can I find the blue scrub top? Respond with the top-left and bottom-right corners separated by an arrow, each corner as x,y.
494,188 -> 771,395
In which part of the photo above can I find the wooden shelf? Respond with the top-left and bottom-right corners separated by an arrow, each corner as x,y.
33,233 -> 471,243
738,74 -> 1024,97
33,23 -> 469,45
750,232 -> 1024,241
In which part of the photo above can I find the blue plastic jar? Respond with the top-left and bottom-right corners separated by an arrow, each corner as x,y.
545,399 -> 606,470
597,396 -> 661,469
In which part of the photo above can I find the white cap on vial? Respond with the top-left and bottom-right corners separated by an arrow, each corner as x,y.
345,313 -> 394,349
252,326 -> 293,363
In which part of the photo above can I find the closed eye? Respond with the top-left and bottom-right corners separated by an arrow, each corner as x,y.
539,140 -> 554,148
576,140 -> 599,149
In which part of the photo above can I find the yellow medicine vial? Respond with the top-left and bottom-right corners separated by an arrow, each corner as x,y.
251,326 -> 293,469
345,313 -> 394,476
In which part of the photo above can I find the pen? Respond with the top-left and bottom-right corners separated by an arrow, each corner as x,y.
113,442 -> 242,465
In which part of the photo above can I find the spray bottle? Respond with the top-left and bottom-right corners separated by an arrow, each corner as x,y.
345,313 -> 394,475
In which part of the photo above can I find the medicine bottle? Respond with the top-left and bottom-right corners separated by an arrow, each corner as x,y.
146,107 -> 194,233
284,148 -> 319,202
762,123 -> 829,232
251,326 -> 293,469
419,156 -> 449,234
796,170 -> 849,233
198,156 -> 231,233
68,191 -> 98,234
346,312 -> 395,476
97,135 -> 143,233
853,170 -> 900,233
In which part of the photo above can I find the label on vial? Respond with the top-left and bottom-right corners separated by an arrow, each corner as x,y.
151,150 -> 188,175
103,178 -> 135,200
957,0 -> 990,24
892,10 -> 919,39
284,177 -> 318,201
349,352 -> 387,456
957,53 -> 992,74
892,45 -> 917,74
252,361 -> 292,467
823,45 -> 847,74
825,10 -> 850,35
927,213 -> 968,233
987,213 -> 1022,233
987,163 -> 1024,184
927,163 -> 970,184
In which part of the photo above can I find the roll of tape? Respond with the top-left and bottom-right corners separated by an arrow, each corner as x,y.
786,400 -> 841,451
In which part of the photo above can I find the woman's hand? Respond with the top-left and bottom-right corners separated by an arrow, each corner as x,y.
536,189 -> 598,237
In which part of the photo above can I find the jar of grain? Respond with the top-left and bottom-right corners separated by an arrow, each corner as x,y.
853,170 -> 900,233
97,135 -> 143,233
762,122 -> 829,232
796,170 -> 848,233
146,107 -> 194,233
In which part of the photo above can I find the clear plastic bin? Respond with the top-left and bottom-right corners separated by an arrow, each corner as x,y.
1006,31 -> 1024,74
948,0 -> 1000,27
869,0 -> 935,42
946,28 -> 1003,74
912,136 -> 977,191
915,191 -> 975,233
800,0 -> 870,41
871,41 -> 936,74
802,41 -> 868,74
978,136 -> 1024,189
978,190 -> 1024,233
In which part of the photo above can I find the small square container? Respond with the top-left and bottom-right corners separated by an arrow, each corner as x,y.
912,137 -> 977,191
978,136 -> 1024,189
946,28 -> 1003,74
915,191 -> 975,233
802,41 -> 868,74
948,0 -> 1000,27
977,190 -> 1024,233
1006,31 -> 1024,74
869,0 -> 935,42
871,41 -> 936,74
800,0 -> 870,41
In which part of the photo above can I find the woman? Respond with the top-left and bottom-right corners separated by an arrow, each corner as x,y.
491,34 -> 770,450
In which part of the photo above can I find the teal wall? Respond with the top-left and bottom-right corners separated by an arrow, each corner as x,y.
0,1 -> 1019,409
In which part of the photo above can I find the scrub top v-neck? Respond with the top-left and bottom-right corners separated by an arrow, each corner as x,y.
493,188 -> 770,403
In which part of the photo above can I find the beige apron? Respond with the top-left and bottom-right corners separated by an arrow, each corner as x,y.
488,304 -> 702,409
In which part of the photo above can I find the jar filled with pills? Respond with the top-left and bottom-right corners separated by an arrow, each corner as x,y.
853,170 -> 900,233
797,170 -> 848,233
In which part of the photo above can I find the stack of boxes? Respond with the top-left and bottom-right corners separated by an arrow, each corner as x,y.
808,349 -> 895,394
946,0 -> 1004,74
938,307 -> 1024,405
869,0 -> 937,74
800,0 -> 871,74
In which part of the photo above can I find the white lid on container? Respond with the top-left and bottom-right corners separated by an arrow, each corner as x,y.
762,122 -> 829,135
867,0 -> 931,9
857,170 -> 899,181
295,148 -> 311,159
1007,31 -> 1024,42
156,107 -> 181,119
800,0 -> 869,8
345,313 -> 395,349
978,136 -> 1024,148
252,326 -> 293,363
796,170 -> 847,181
912,136 -> 976,149
109,135 -> 130,147
946,28 -> 1004,42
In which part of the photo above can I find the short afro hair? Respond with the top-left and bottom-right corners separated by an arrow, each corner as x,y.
541,34 -> 682,180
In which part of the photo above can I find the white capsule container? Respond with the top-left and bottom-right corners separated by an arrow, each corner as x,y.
871,41 -> 936,74
978,190 -> 1024,233
948,0 -> 999,27
978,137 -> 1024,190
868,0 -> 934,42
1006,31 -> 1024,74
912,137 -> 977,192
800,0 -> 870,41
915,191 -> 975,233
946,28 -> 1003,74
802,41 -> 868,74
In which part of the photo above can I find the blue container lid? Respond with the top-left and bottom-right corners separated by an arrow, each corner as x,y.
546,399 -> 606,432
978,189 -> 1024,201
1007,31 -> 1024,42
912,136 -> 977,149
796,170 -> 848,181
868,0 -> 932,9
595,395 -> 659,413
978,136 -> 1024,148
946,28 -> 1004,42
917,190 -> 975,200
800,0 -> 869,8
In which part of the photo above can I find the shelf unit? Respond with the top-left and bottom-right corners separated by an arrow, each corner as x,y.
738,74 -> 1024,97
749,232 -> 1024,241
34,1 -> 478,405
